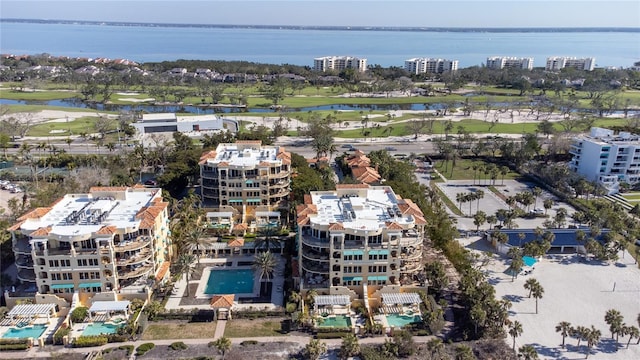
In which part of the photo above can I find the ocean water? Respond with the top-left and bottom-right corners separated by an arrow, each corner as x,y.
0,22 -> 638,68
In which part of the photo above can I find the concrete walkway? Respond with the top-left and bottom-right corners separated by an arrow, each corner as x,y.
1,333 -> 438,359
213,319 -> 227,339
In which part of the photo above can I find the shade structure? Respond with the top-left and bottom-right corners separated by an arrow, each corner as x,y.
8,303 -> 56,318
89,300 -> 130,313
51,283 -> 74,289
255,211 -> 280,217
381,292 -> 421,305
79,282 -> 102,288
313,295 -> 351,306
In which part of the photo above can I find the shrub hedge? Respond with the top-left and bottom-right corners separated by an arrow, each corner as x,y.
169,341 -> 188,350
316,331 -> 352,339
135,342 -> 155,356
73,335 -> 109,347
240,340 -> 258,346
53,326 -> 71,345
233,309 -> 286,319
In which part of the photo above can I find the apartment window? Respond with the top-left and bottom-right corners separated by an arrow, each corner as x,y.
77,259 -> 99,267
79,272 -> 100,280
52,273 -> 73,281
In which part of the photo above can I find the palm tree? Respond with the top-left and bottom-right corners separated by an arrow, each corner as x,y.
531,282 -> 544,314
543,199 -> 554,215
213,337 -> 232,360
585,326 -> 601,359
486,215 -> 497,230
303,339 -> 327,360
532,187 -> 542,208
508,320 -> 524,350
509,256 -> 524,282
253,224 -> 281,253
556,321 -> 572,348
573,326 -> 589,347
454,344 -> 474,360
185,225 -> 210,264
524,278 -> 539,298
252,252 -> 277,296
626,325 -> 639,348
339,333 -> 360,359
518,344 -> 538,360
176,254 -> 196,297
604,309 -> 624,339
426,338 -> 445,360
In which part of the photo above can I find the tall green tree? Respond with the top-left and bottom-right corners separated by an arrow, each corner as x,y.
508,320 -> 523,350
556,321 -> 572,348
252,251 -> 277,296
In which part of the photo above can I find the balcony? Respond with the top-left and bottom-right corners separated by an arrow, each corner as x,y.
301,249 -> 330,262
15,256 -> 34,269
268,170 -> 289,179
17,269 -> 36,282
13,238 -> 31,255
115,236 -> 152,252
116,248 -> 152,266
117,263 -> 153,280
300,234 -> 330,248
201,171 -> 218,179
300,258 -> 329,274
401,261 -> 422,273
269,180 -> 289,188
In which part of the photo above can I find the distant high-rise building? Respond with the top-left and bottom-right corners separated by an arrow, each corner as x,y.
546,57 -> 596,71
569,127 -> 640,194
404,58 -> 458,74
313,56 -> 367,72
486,56 -> 534,70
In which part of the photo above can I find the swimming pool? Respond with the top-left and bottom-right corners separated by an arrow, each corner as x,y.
82,322 -> 121,336
318,315 -> 351,328
205,268 -> 255,295
386,314 -> 422,328
2,324 -> 47,339
523,256 -> 538,267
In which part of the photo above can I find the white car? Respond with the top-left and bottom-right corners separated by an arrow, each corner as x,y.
11,187 -> 22,193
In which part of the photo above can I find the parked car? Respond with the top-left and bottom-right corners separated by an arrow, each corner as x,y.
10,187 -> 22,193
144,179 -> 158,186
384,146 -> 397,151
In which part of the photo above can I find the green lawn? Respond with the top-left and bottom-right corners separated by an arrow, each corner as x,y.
0,88 -> 76,101
434,158 -> 518,181
223,318 -> 284,338
27,116 -> 110,137
141,321 -> 217,340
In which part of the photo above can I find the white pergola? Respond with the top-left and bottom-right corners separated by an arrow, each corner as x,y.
313,295 -> 351,314
381,293 -> 421,305
7,303 -> 57,322
88,300 -> 130,319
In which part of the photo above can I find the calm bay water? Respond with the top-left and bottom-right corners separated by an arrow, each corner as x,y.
0,22 -> 638,68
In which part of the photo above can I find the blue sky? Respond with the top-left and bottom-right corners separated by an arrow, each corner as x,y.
2,0 -> 639,28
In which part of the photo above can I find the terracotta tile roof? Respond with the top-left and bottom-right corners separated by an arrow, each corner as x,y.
398,199 -> 424,217
155,261 -> 170,281
90,186 -> 129,192
17,207 -> 52,221
296,204 -> 317,216
7,220 -> 25,232
132,183 -> 146,189
30,226 -> 52,237
303,194 -> 312,204
228,238 -> 245,247
413,215 -> 427,225
136,201 -> 168,229
335,184 -> 370,189
258,161 -> 272,167
232,223 -> 248,231
199,150 -> 217,165
351,166 -> 381,184
385,222 -> 404,230
276,150 -> 291,165
297,216 -> 310,226
346,155 -> 371,168
210,294 -> 235,308
328,222 -> 344,230
217,161 -> 229,167
96,225 -> 118,235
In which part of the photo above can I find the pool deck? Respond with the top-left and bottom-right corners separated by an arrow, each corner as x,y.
0,317 -> 62,346
165,255 -> 286,312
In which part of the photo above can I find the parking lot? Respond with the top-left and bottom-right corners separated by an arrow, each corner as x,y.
0,181 -> 22,215
436,179 -> 576,232
461,235 -> 640,360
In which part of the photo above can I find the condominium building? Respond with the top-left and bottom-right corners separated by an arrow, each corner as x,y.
8,186 -> 171,301
313,56 -> 368,72
404,58 -> 459,74
569,127 -> 640,194
297,184 -> 427,300
199,141 -> 291,225
546,57 -> 596,71
131,113 -> 238,136
486,56 -> 534,70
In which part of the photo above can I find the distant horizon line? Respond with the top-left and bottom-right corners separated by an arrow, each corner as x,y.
2,18 -> 639,32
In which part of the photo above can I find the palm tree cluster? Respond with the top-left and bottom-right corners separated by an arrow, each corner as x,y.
603,309 -> 640,349
563,324 -> 602,358
522,278 -> 544,314
557,314 -> 640,359
455,190 -> 485,216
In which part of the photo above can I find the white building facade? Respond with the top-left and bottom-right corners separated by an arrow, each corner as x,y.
9,186 -> 171,301
313,56 -> 367,72
132,113 -> 237,136
297,184 -> 426,300
486,56 -> 534,70
569,127 -> 640,194
404,58 -> 458,74
546,57 -> 596,71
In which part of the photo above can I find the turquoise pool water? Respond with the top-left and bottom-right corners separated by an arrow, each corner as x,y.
386,314 -> 422,327
82,322 -> 121,336
523,256 -> 538,267
2,324 -> 47,339
205,268 -> 255,295
318,315 -> 351,328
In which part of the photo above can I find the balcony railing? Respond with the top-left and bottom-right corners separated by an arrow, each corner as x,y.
117,263 -> 153,280
300,234 -> 330,248
13,238 -> 31,254
300,259 -> 329,274
17,269 -> 36,282
301,251 -> 330,262
116,248 -> 152,266
268,171 -> 289,179
115,236 -> 152,252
